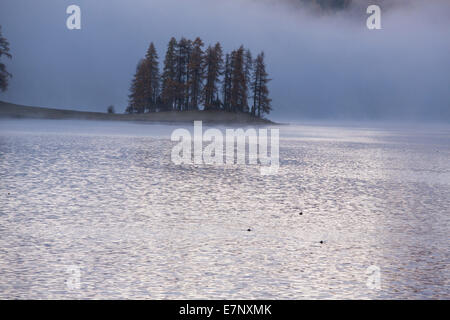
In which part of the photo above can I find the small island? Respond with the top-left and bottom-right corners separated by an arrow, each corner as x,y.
125,37 -> 273,120
0,100 -> 273,124
0,34 -> 274,125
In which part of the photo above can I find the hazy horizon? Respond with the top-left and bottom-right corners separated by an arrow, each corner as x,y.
0,0 -> 449,122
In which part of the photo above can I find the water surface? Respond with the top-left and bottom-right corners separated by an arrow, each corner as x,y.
0,119 -> 449,299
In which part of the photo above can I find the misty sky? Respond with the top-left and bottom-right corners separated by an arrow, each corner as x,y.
0,0 -> 449,121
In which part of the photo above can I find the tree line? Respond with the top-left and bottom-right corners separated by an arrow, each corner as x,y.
126,37 -> 272,118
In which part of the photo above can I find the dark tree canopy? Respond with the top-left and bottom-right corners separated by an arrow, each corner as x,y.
127,37 -> 273,119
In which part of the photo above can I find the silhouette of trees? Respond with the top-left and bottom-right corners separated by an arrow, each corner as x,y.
127,37 -> 273,118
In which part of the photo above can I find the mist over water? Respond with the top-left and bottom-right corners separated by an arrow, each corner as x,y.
0,0 -> 449,121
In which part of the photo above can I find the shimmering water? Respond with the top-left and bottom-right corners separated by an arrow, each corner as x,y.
0,119 -> 449,299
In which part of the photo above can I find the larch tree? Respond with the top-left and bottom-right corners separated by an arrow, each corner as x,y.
203,42 -> 224,110
144,42 -> 160,112
0,26 -> 12,92
251,52 -> 272,118
243,49 -> 253,113
222,53 -> 233,112
187,37 -> 204,110
127,42 -> 160,113
230,46 -> 247,112
161,37 -> 178,110
175,37 -> 192,111
127,59 -> 147,113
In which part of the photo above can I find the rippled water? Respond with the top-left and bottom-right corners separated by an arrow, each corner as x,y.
0,119 -> 449,299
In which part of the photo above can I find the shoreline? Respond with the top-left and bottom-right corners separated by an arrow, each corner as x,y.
0,101 -> 276,125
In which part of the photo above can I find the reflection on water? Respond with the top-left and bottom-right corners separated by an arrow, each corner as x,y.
0,120 -> 449,299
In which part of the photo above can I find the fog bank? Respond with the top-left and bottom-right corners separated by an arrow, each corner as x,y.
0,0 -> 449,122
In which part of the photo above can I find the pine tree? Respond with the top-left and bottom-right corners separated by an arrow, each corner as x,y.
251,52 -> 272,118
161,37 -> 178,110
203,42 -> 223,110
0,26 -> 12,92
187,37 -> 204,110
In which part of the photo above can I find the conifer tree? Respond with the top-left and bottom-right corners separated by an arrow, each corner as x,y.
243,49 -> 253,113
128,59 -> 147,113
187,37 -> 204,110
161,37 -> 178,110
230,46 -> 247,112
0,26 -> 12,92
144,42 -> 160,112
251,52 -> 272,117
175,37 -> 192,111
203,42 -> 223,110
222,53 -> 232,112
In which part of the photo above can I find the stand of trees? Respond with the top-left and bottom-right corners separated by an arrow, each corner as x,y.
127,37 -> 272,118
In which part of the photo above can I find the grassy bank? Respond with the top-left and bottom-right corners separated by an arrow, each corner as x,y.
0,101 -> 274,125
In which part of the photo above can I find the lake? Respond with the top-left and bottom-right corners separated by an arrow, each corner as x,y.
0,119 -> 449,299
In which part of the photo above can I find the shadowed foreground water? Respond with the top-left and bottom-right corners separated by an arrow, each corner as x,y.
0,120 -> 449,299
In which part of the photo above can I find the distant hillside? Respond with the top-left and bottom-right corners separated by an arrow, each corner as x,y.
302,0 -> 351,10
0,101 -> 274,125
285,0 -> 397,11
283,0 -> 351,10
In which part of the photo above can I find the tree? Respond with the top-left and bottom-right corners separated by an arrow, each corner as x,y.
0,26 -> 12,92
175,37 -> 192,111
161,37 -> 178,110
251,52 -> 272,118
144,42 -> 160,112
127,59 -> 147,113
243,49 -> 253,113
230,46 -> 247,112
222,53 -> 233,112
127,42 -> 160,113
203,42 -> 223,110
107,105 -> 115,114
187,37 -> 204,110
